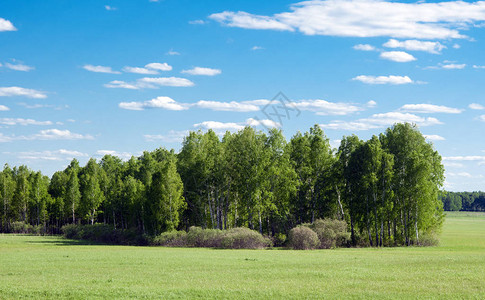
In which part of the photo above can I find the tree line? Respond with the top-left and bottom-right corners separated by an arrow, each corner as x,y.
440,191 -> 485,211
0,123 -> 444,246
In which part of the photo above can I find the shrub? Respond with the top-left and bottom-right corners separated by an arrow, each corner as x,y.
220,227 -> 272,249
418,233 -> 440,247
61,224 -> 147,245
186,226 -> 225,248
272,233 -> 287,247
308,219 -> 350,249
153,230 -> 188,247
288,226 -> 320,250
11,221 -> 33,234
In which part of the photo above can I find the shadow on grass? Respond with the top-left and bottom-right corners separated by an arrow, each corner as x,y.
25,238 -> 111,246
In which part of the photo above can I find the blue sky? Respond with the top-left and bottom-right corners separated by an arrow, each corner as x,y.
1,0 -> 485,191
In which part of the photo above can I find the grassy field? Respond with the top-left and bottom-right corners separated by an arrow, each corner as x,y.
1,212 -> 484,299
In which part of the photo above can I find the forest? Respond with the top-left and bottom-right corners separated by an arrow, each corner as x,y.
440,191 -> 485,211
0,123 -> 445,247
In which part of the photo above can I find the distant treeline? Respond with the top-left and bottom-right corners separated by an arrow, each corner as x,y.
0,123 -> 444,246
440,191 -> 485,211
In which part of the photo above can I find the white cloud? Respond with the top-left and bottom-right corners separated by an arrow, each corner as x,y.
352,75 -> 413,85
167,50 -> 180,56
0,129 -> 93,142
0,87 -> 47,98
195,100 -> 259,112
251,46 -> 264,50
209,0 -> 485,39
104,5 -> 117,11
453,44 -> 461,49
17,103 -> 68,110
400,104 -> 463,114
321,112 -> 442,131
0,105 -> 9,111
330,139 -> 341,149
181,67 -> 222,76
4,62 -> 34,72
105,77 -> 194,89
246,118 -> 281,128
145,62 -> 172,71
9,149 -> 88,161
83,65 -> 121,74
442,63 -> 466,69
473,65 -> 485,69
194,118 -> 280,132
443,155 -> 485,161
480,115 -> 485,122
380,51 -> 416,63
122,66 -> 159,75
144,130 -> 190,143
383,39 -> 446,54
0,118 -> 52,126
189,20 -> 206,25
96,150 -> 133,160
293,99 -> 361,115
443,161 -> 464,168
366,100 -> 377,108
119,96 -> 189,111
423,134 -> 445,141
469,103 -> 485,110
353,44 -> 376,51
447,172 -> 473,178
0,18 -> 16,31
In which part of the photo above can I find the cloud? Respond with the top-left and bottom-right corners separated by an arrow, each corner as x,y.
96,150 -> 133,160
105,77 -> 194,89
0,105 -> 9,111
4,62 -> 34,72
17,103 -> 68,110
442,161 -> 464,168
0,118 -> 52,126
473,65 -> 485,69
194,118 -> 281,132
144,130 -> 190,143
425,62 -> 467,70
447,172 -> 473,178
83,65 -> 121,74
442,63 -> 466,69
119,96 -> 189,111
104,5 -> 117,11
321,112 -> 442,131
380,51 -> 416,62
383,39 -> 446,54
189,20 -> 206,25
366,100 -> 377,108
453,44 -> 461,49
0,87 -> 47,98
251,46 -> 264,50
469,103 -> 485,110
352,75 -> 413,85
122,66 -> 159,75
6,149 -> 88,161
0,18 -> 16,31
209,0 -> 485,39
181,67 -> 222,76
480,115 -> 485,122
423,134 -> 445,141
0,129 -> 93,142
167,50 -> 180,56
400,104 -> 463,114
353,44 -> 376,51
145,62 -> 172,71
196,100 -> 259,112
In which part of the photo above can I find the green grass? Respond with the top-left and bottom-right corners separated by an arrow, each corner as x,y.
1,212 -> 485,299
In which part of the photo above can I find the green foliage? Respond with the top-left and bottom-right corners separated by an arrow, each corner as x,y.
306,218 -> 350,249
220,227 -> 272,249
153,230 -> 188,247
288,226 -> 320,250
61,224 -> 147,245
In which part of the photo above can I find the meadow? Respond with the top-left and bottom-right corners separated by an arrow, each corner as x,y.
1,212 -> 484,299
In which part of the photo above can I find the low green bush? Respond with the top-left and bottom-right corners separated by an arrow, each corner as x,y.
306,219 -> 350,249
186,226 -> 224,248
153,230 -> 188,247
11,221 -> 33,234
220,227 -> 272,249
288,226 -> 320,250
61,224 -> 147,245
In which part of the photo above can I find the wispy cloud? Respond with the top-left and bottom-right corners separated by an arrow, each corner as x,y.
0,129 -> 94,142
4,62 -> 34,72
353,44 -> 376,51
0,118 -> 52,126
166,50 -> 180,56
0,87 -> 47,98
5,149 -> 88,161
189,20 -> 206,25
251,46 -> 264,51
352,75 -> 413,85
83,64 -> 121,74
122,62 -> 172,74
181,67 -> 222,76
119,96 -> 189,111
105,77 -> 194,89
0,18 -> 16,31
96,150 -> 134,160
144,130 -> 190,143
209,0 -> 485,39
400,104 -> 463,114
0,105 -> 9,111
104,5 -> 117,11
383,39 -> 446,54
423,134 -> 445,141
469,103 -> 484,110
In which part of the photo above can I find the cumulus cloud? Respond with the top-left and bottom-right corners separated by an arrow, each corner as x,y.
4,62 -> 34,72
196,100 -> 259,112
380,51 -> 416,62
383,39 -> 446,54
122,63 -> 172,75
353,44 -> 376,51
119,96 -> 189,111
83,65 -> 121,74
145,62 -> 172,71
105,77 -> 194,89
423,134 -> 445,141
321,112 -> 442,131
352,75 -> 413,85
0,105 -> 9,111
0,18 -> 16,31
194,118 -> 280,132
366,100 -> 377,107
209,0 -> 485,39
0,118 -> 52,126
469,103 -> 485,110
182,67 -> 222,76
0,87 -> 47,98
8,149 -> 88,161
400,104 -> 463,114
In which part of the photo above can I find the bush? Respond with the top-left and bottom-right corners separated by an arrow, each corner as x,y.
11,221 -> 33,234
288,226 -> 320,250
186,226 -> 225,248
153,230 -> 188,247
221,227 -> 272,249
307,219 -> 350,249
61,224 -> 147,245
272,233 -> 287,247
418,233 -> 440,247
